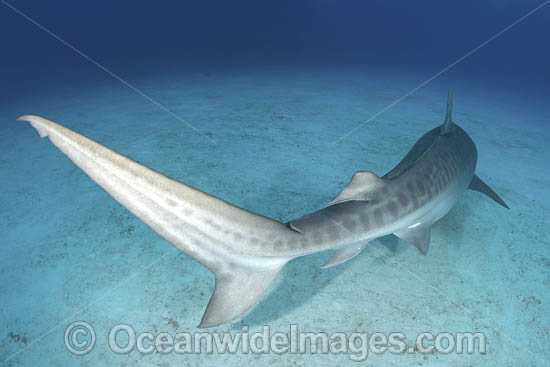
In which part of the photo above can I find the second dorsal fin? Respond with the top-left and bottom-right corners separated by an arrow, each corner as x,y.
328,171 -> 383,206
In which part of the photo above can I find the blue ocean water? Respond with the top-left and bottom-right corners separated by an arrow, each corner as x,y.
1,1 -> 549,366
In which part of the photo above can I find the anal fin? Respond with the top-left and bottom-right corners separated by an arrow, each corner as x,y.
394,226 -> 430,255
321,242 -> 367,269
469,175 -> 509,209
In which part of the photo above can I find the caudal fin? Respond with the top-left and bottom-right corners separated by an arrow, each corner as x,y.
18,114 -> 298,327
200,255 -> 290,327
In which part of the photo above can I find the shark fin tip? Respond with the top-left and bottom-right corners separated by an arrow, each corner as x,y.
17,115 -> 50,138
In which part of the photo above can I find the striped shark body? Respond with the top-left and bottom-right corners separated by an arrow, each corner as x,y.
18,92 -> 508,327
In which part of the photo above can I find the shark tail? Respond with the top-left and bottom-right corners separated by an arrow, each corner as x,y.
17,115 -> 299,327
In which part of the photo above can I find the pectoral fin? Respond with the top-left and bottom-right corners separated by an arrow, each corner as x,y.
321,242 -> 367,268
394,226 -> 430,255
469,175 -> 509,209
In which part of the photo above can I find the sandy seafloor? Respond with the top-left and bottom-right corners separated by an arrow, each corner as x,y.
1,66 -> 549,366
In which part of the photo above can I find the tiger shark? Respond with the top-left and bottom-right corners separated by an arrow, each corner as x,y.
18,92 -> 508,327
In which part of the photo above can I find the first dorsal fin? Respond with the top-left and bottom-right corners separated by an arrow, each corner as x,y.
328,171 -> 383,206
441,91 -> 454,135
